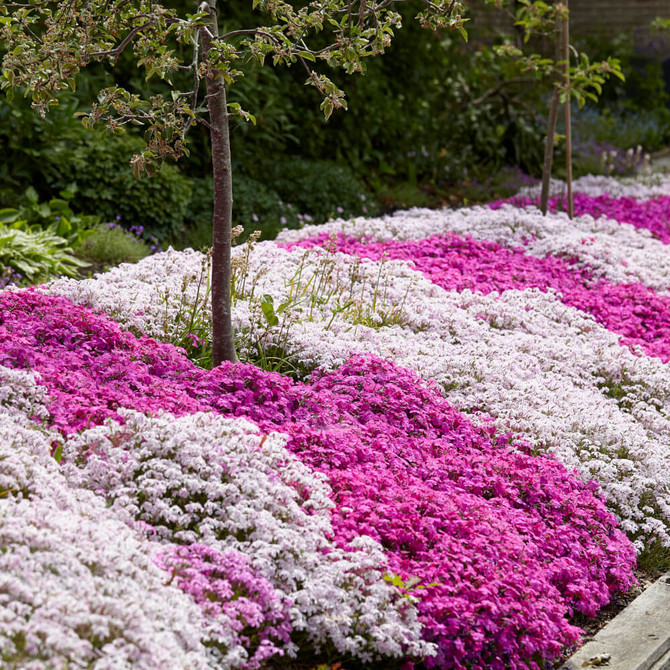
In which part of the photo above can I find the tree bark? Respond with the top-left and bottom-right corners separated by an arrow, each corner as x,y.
540,15 -> 563,216
540,87 -> 560,215
199,0 -> 237,365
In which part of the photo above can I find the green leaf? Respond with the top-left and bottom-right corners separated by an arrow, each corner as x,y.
260,295 -> 279,327
25,187 -> 39,204
53,444 -> 63,464
0,209 -> 20,224
321,99 -> 334,120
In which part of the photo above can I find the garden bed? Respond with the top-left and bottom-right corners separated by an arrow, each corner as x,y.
3,173 -> 670,668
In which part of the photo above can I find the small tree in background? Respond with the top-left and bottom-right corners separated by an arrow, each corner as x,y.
0,0 -> 468,365
489,0 -> 624,216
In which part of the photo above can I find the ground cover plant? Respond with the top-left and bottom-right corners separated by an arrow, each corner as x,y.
7,172 -> 670,667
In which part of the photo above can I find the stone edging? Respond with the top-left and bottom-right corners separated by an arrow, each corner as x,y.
562,574 -> 670,670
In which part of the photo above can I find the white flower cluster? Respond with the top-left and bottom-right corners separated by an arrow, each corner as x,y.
277,204 -> 670,293
0,409 -> 213,669
44,248 -> 212,343
0,366 -> 51,427
62,410 -> 434,663
516,173 -> 670,200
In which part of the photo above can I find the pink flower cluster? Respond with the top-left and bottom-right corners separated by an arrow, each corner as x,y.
288,232 -> 670,362
492,193 -> 670,243
155,545 -> 292,669
0,290 -> 636,668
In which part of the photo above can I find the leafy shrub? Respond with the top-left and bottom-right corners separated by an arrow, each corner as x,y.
251,158 -> 379,223
74,223 -> 151,273
0,92 -> 83,207
0,224 -> 87,283
0,94 -> 193,242
179,174 -> 300,248
46,133 -> 192,242
179,163 -> 370,248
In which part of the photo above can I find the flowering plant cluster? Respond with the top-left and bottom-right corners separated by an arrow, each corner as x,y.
63,409 -> 432,664
494,193 -> 670,244
155,544 -> 292,669
10,172 -> 670,667
0,405 -> 213,668
1,285 -> 636,667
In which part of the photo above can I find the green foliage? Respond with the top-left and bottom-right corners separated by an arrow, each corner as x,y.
180,162 -> 378,248
637,539 -> 670,573
179,174 -> 298,248
42,132 -> 193,242
251,158 -> 379,223
0,223 -> 87,284
492,3 -> 625,109
1,0 -> 469,175
0,94 -> 192,242
571,107 -> 670,156
74,224 -> 151,274
242,12 -> 547,190
230,173 -> 299,239
571,32 -> 669,114
0,184 -> 99,248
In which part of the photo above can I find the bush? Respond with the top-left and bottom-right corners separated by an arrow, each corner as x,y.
0,94 -> 193,242
251,158 -> 379,223
46,133 -> 192,242
179,174 -> 300,248
0,223 -> 87,284
179,163 -> 376,248
74,223 -> 151,274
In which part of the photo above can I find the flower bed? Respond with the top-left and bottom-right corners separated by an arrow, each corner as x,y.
7,173 -> 670,668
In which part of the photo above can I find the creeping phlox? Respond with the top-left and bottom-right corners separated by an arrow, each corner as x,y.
493,193 -> 670,246
44,247 -> 212,344
278,203 -> 670,293
287,232 -> 670,362
0,396 -> 212,668
273,191 -> 670,554
12,172 -> 669,668
0,290 -> 635,668
62,410 -> 433,664
516,173 -> 670,201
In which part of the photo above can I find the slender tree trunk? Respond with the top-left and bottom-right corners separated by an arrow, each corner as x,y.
540,87 -> 560,215
200,0 -> 237,365
540,14 -> 563,215
563,0 -> 573,219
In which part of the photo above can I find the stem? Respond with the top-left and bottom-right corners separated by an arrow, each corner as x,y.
563,0 -> 573,219
199,0 -> 237,365
540,87 -> 560,216
540,14 -> 562,216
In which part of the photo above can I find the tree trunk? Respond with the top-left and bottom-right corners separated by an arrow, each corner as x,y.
540,87 -> 560,215
563,0 -> 574,219
540,14 -> 563,216
199,0 -> 237,365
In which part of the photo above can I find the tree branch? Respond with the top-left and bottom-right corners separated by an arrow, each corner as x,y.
85,19 -> 157,64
